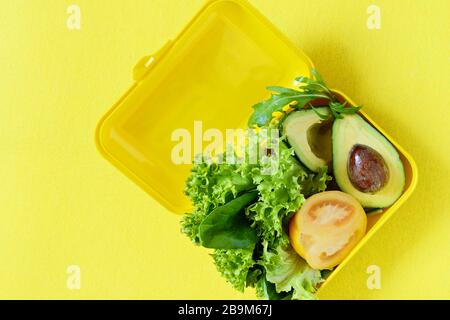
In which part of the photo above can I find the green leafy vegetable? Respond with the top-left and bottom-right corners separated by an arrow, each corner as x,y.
181,161 -> 255,244
248,91 -> 328,127
181,71 -> 340,298
181,208 -> 207,245
328,101 -> 362,119
301,166 -> 333,197
309,104 -> 331,120
245,143 -> 307,247
181,142 -> 331,298
246,143 -> 329,247
248,68 -> 362,126
245,267 -> 263,288
199,192 -> 259,249
212,248 -> 255,292
255,272 -> 293,300
260,242 -> 323,300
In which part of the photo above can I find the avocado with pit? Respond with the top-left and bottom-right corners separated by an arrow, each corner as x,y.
283,108 -> 332,172
332,114 -> 405,208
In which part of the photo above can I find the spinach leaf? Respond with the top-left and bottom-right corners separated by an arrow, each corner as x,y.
199,191 -> 258,249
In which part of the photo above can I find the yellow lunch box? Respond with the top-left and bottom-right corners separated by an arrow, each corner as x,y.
95,0 -> 418,295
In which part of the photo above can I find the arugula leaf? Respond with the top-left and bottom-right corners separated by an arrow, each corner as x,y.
311,68 -> 327,87
310,104 -> 331,120
199,191 -> 258,249
248,68 -> 362,126
265,86 -> 302,95
296,69 -> 330,95
248,91 -> 329,127
330,101 -> 362,115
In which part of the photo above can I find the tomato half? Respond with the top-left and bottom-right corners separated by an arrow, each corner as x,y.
289,191 -> 367,270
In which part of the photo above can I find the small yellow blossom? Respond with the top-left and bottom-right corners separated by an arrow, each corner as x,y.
270,118 -> 279,126
282,105 -> 294,113
271,111 -> 283,119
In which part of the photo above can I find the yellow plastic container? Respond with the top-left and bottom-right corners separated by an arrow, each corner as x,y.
95,0 -> 417,295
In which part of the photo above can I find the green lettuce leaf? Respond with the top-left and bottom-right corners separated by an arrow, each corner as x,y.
185,161 -> 254,213
255,272 -> 293,300
181,138 -> 331,299
211,248 -> 255,292
245,143 -> 308,247
181,207 -> 206,244
260,242 -> 323,300
302,166 -> 332,197
181,160 -> 255,244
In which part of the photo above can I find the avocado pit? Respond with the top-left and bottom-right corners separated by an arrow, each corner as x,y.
347,144 -> 389,193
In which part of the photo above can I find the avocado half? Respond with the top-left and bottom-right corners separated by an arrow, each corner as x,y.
283,108 -> 332,172
332,114 -> 405,208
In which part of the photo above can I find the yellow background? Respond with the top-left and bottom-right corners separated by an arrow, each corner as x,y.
1,0 -> 449,299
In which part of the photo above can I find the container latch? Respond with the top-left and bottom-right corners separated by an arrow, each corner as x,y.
133,41 -> 173,81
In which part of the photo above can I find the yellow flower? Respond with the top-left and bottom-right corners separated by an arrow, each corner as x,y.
270,118 -> 279,126
271,111 -> 283,119
282,105 -> 294,113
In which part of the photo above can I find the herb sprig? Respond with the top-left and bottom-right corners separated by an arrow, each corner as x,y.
248,69 -> 362,127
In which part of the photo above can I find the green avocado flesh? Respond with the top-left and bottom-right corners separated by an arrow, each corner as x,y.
283,108 -> 332,172
332,114 -> 405,208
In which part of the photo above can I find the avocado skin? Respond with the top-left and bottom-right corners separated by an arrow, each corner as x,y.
332,114 -> 405,208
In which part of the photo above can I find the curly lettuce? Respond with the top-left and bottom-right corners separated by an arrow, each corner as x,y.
185,161 -> 254,213
181,161 -> 255,244
211,248 -> 255,292
259,242 -> 323,300
181,140 -> 331,299
246,143 -> 329,247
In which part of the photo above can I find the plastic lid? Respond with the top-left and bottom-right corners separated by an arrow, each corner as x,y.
96,0 -> 313,213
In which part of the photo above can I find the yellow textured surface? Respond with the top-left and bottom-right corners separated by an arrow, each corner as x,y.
0,0 -> 449,299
